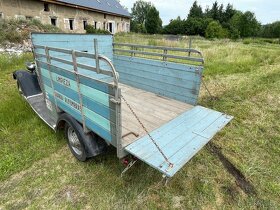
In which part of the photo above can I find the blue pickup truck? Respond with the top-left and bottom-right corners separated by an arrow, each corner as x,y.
13,33 -> 233,178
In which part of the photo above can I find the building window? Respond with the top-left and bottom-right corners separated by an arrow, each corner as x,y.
104,14 -> 107,19
108,22 -> 114,34
83,20 -> 88,30
51,17 -> 57,26
94,21 -> 97,29
44,3 -> 50,12
0,12 -> 3,19
69,19 -> 74,30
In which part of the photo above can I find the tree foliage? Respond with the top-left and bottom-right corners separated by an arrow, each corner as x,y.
145,6 -> 162,34
188,1 -> 203,19
206,21 -> 225,39
130,0 -> 161,34
260,21 -> 280,38
131,0 -> 152,24
184,18 -> 212,36
130,0 -> 275,39
163,17 -> 185,35
163,1 -> 262,39
239,12 -> 260,37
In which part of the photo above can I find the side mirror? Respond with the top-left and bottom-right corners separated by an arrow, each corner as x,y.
26,62 -> 36,72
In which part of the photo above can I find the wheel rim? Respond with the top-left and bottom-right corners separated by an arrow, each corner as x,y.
67,126 -> 82,156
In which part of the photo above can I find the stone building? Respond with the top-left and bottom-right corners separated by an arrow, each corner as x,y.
0,0 -> 130,34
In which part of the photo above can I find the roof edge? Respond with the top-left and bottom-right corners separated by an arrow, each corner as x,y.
41,0 -> 131,18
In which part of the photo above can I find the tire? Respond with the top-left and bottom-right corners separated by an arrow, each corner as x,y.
65,122 -> 87,161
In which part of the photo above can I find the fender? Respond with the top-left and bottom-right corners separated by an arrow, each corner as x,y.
13,70 -> 42,97
57,113 -> 107,158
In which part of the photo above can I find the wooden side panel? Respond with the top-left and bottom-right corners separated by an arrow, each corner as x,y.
32,33 -> 114,79
125,106 -> 233,177
113,55 -> 204,105
32,34 -> 119,146
40,63 -> 117,144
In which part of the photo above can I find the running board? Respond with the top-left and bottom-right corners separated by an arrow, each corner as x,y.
26,94 -> 56,130
125,106 -> 233,178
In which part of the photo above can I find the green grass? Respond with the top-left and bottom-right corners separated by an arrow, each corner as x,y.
0,34 -> 279,209
0,54 -> 64,181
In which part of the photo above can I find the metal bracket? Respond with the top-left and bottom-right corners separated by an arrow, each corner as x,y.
110,98 -> 121,104
121,160 -> 137,177
122,132 -> 139,138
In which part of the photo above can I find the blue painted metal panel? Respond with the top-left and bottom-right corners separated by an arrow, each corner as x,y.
113,55 -> 203,105
125,106 -> 233,177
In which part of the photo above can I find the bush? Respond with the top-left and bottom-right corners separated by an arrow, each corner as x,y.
85,25 -> 111,35
163,17 -> 185,35
206,21 -> 226,39
229,26 -> 240,40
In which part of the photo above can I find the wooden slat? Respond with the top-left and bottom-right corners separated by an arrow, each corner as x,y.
114,49 -> 204,63
114,55 -> 202,105
113,42 -> 202,55
125,106 -> 233,177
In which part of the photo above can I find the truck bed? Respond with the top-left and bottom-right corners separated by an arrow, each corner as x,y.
120,83 -> 193,147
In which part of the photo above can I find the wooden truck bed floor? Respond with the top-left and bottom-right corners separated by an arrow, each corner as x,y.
120,83 -> 193,147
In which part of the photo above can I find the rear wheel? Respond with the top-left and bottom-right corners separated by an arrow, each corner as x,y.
65,123 -> 87,161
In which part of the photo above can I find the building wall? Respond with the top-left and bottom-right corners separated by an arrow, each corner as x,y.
0,0 -> 130,33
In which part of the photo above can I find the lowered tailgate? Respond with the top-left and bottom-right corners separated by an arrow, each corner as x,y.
125,106 -> 233,177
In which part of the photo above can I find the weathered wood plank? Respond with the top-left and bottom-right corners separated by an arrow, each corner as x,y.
120,83 -> 193,147
125,106 -> 233,177
114,55 -> 202,105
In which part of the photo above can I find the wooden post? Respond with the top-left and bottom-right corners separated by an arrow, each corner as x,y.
188,37 -> 192,57
163,49 -> 167,61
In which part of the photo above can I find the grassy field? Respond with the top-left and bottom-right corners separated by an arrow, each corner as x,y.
0,34 -> 279,209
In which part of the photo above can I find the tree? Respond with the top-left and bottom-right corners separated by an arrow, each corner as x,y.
239,11 -> 260,37
188,1 -> 203,19
217,4 -> 224,23
205,21 -> 225,38
230,11 -> 260,37
184,17 -> 212,36
145,6 -> 162,34
130,20 -> 146,33
259,21 -> 280,38
229,26 -> 240,40
224,4 -> 236,23
210,1 -> 219,20
131,0 -> 152,25
163,17 -> 185,34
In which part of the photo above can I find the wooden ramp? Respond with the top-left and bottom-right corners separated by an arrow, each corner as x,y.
125,106 -> 233,177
